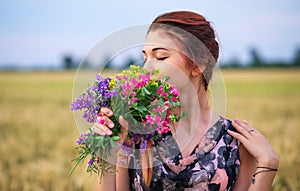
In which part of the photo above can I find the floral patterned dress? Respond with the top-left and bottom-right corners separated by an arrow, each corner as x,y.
128,117 -> 240,191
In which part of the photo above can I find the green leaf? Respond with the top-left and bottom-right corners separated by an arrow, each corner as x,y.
142,86 -> 151,95
112,136 -> 120,141
163,75 -> 170,82
181,111 -> 188,119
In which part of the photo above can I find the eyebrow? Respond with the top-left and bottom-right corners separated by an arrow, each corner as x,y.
142,47 -> 170,54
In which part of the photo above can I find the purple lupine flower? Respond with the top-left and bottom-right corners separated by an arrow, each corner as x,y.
140,137 -> 148,152
87,158 -> 94,166
121,142 -> 132,156
76,133 -> 89,145
70,74 -> 116,123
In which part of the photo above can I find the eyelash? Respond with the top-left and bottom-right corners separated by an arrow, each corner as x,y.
157,56 -> 169,61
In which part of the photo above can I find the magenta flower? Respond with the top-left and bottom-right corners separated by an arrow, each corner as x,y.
170,85 -> 180,96
132,97 -> 138,102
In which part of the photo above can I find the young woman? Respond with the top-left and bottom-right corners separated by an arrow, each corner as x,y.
93,11 -> 279,191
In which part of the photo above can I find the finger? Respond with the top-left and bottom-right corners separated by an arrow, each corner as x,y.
239,119 -> 253,130
119,116 -> 129,130
242,119 -> 250,126
232,118 -> 252,138
227,129 -> 247,143
232,118 -> 248,133
239,119 -> 259,136
97,116 -> 114,128
94,123 -> 112,135
92,125 -> 107,136
100,107 -> 113,117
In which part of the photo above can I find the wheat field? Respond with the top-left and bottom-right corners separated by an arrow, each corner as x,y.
0,68 -> 299,191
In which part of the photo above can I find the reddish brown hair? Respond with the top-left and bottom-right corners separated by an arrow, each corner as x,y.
148,10 -> 219,91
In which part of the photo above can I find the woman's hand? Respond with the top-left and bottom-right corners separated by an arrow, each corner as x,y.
227,118 -> 279,168
92,107 -> 128,143
93,107 -> 115,136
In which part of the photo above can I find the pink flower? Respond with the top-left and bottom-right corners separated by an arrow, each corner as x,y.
162,127 -> 169,134
121,91 -> 127,97
122,81 -> 133,91
162,92 -> 168,97
132,97 -> 138,102
170,85 -> 180,96
146,115 -> 151,122
152,107 -> 158,113
138,73 -> 150,83
162,101 -> 170,112
131,77 -> 138,86
155,116 -> 161,123
157,126 -> 169,134
145,115 -> 154,125
164,101 -> 170,107
157,127 -> 163,134
135,82 -> 143,89
171,96 -> 177,102
116,75 -> 122,81
162,120 -> 169,127
157,85 -> 164,95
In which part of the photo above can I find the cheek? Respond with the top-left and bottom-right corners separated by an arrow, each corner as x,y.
143,59 -> 193,90
156,62 -> 192,90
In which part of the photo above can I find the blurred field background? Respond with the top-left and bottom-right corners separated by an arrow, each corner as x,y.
0,68 -> 299,191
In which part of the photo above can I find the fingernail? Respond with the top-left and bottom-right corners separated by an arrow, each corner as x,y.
234,118 -> 239,123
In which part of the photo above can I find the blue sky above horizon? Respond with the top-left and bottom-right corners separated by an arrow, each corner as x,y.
0,0 -> 300,67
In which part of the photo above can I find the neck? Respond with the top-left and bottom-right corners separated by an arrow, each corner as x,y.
176,84 -> 212,133
172,84 -> 218,156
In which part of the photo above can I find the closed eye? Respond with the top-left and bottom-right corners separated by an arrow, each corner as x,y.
157,56 -> 169,61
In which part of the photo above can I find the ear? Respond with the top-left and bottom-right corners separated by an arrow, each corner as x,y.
191,66 -> 204,77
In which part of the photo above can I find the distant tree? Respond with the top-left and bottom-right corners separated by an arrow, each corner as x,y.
249,47 -> 264,67
223,56 -> 243,68
62,54 -> 75,70
292,47 -> 300,66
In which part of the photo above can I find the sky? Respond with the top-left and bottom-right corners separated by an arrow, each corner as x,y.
0,0 -> 300,68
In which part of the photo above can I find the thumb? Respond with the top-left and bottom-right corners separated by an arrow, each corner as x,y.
119,116 -> 129,130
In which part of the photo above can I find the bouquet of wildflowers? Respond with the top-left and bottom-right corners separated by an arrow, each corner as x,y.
69,65 -> 186,182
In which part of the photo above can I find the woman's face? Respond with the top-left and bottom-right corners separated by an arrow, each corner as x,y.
143,30 -> 196,90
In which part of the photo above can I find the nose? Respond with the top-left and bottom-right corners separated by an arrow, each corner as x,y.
143,59 -> 155,71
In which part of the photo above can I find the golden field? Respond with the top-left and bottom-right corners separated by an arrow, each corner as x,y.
0,68 -> 299,191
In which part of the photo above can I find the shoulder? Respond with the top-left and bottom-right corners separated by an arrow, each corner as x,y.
207,117 -> 237,143
218,117 -> 240,148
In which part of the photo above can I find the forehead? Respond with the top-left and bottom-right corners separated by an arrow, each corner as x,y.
144,30 -> 180,52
